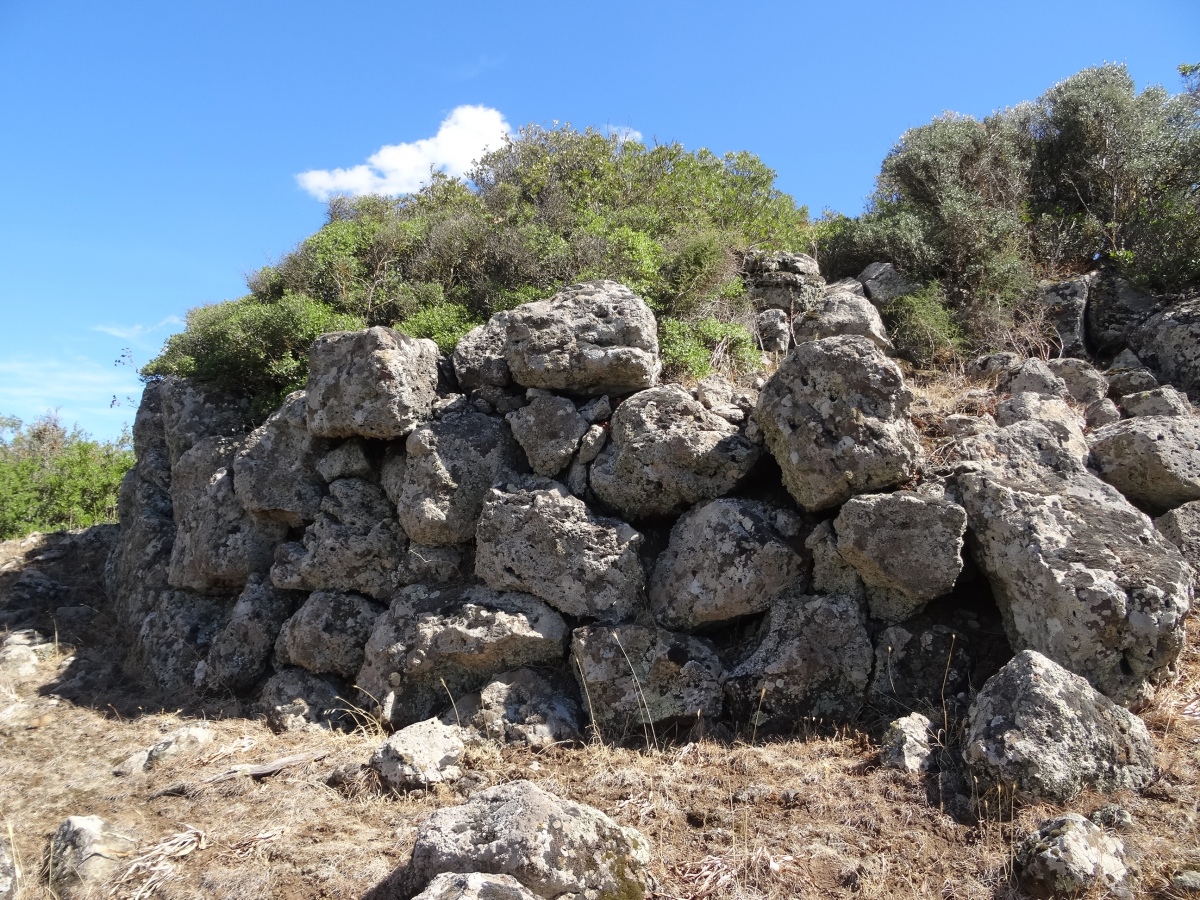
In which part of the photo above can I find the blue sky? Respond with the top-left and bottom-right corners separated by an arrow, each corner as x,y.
1,0 -> 1196,440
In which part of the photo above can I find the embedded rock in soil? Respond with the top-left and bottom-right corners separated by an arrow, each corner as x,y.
411,872 -> 540,900
475,476 -> 644,623
48,816 -> 138,898
589,384 -> 759,520
199,575 -> 302,691
791,289 -> 893,354
881,712 -> 934,773
498,279 -> 661,395
756,335 -> 921,512
452,320 -> 511,394
725,590 -> 873,729
401,780 -> 651,900
963,651 -> 1155,803
386,407 -> 522,546
833,491 -> 966,623
371,718 -> 465,790
955,422 -> 1192,706
1016,814 -> 1127,900
356,584 -> 568,730
232,390 -> 328,526
441,669 -> 584,749
305,326 -> 440,439
506,392 -> 588,477
1130,296 -> 1200,398
168,436 -> 288,595
274,590 -> 384,678
271,477 -> 407,601
649,498 -> 807,632
1089,416 -> 1200,511
571,624 -> 724,742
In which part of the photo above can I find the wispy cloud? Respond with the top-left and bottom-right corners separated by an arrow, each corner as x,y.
297,105 -> 511,200
0,355 -> 144,439
606,125 -> 644,144
93,316 -> 184,342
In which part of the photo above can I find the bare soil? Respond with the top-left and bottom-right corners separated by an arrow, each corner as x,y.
1,528 -> 1197,900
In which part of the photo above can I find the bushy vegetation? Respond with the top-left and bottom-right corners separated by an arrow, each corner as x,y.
0,414 -> 135,541
147,127 -> 810,412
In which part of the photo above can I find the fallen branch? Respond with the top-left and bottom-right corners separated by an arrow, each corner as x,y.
149,749 -> 330,798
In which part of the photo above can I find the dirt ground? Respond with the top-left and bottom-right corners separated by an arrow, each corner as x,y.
1,528 -> 1197,900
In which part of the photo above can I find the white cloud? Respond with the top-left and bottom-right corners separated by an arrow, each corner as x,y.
606,125 -> 643,144
93,316 -> 184,342
297,105 -> 511,200
0,355 -> 144,440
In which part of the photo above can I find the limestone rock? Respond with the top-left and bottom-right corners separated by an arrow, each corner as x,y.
725,590 -> 873,729
994,393 -> 1089,464
48,816 -> 138,897
1038,274 -> 1094,359
1130,296 -> 1200,398
756,308 -> 790,352
957,422 -> 1193,706
316,438 -> 374,482
575,425 -> 606,465
258,668 -> 349,733
833,491 -> 966,622
232,391 -> 327,526
271,477 -> 406,600
411,872 -> 540,900
942,413 -> 997,438
199,576 -> 302,692
756,335 -> 922,512
1046,358 -> 1108,405
572,624 -> 724,742
1086,274 -> 1161,357
858,262 -> 919,307
1016,814 -> 1127,900
453,320 -> 511,393
1105,362 -> 1159,399
792,290 -> 893,353
1089,417 -> 1200,510
499,280 -> 660,395
1085,398 -> 1122,428
649,499 -> 807,632
745,250 -> 825,311
168,436 -> 287,595
371,718 -> 465,790
402,780 -> 651,900
305,326 -> 440,439
1121,385 -> 1193,418
963,651 -> 1155,802
137,591 -> 227,692
1000,359 -> 1067,399
388,408 -> 522,546
1156,500 -> 1200,580
506,393 -> 588,477
871,624 -> 972,716
274,590 -> 384,678
475,477 -> 644,623
442,669 -> 584,749
357,584 -> 568,730
159,375 -> 250,467
881,712 -> 934,773
826,276 -> 866,298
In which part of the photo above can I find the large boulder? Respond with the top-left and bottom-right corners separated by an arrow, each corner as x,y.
136,590 -> 227,692
498,280 -> 660,395
589,385 -> 759,520
833,491 -> 966,623
956,422 -> 1193,706
1089,417 -> 1200,511
1130,296 -> 1200,397
159,375 -> 251,467
274,590 -> 384,678
649,499 -> 807,632
1045,358 -> 1108,406
963,651 -> 1155,803
1016,814 -> 1127,900
198,575 -> 302,692
857,262 -> 918,307
791,290 -> 893,353
168,436 -> 288,595
305,326 -> 440,439
1037,274 -> 1094,359
401,780 -> 651,900
1086,274 -> 1161,357
106,458 -> 176,626
756,335 -> 922,512
994,393 -> 1089,465
271,477 -> 407,600
385,408 -> 522,546
505,392 -> 589,477
475,477 -> 645,623
571,624 -> 724,742
452,320 -> 511,394
232,391 -> 327,526
442,669 -> 584,749
724,590 -> 873,729
745,250 -> 824,311
356,584 -> 568,729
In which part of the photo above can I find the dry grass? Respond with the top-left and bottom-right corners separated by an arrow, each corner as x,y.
1,532 -> 1198,900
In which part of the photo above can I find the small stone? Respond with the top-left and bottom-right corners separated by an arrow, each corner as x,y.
1016,814 -> 1127,900
48,816 -> 139,896
371,718 -> 465,790
881,713 -> 934,773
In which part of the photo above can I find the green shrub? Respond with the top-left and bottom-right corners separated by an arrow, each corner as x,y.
395,300 -> 481,354
0,414 -> 134,540
881,283 -> 965,368
659,317 -> 761,381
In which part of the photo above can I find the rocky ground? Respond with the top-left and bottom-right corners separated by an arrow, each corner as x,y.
1,525 -> 1198,899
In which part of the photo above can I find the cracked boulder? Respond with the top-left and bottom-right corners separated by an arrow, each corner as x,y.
757,335 -> 922,512
590,385 -> 759,520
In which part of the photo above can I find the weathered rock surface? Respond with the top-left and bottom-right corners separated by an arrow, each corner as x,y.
725,590 -> 873,729
1089,417 -> 1200,510
316,438 -> 375,482
271,477 -> 406,600
48,816 -> 138,897
453,320 -> 512,394
274,590 -> 384,678
756,308 -> 790,352
956,422 -> 1192,706
475,478 -> 644,622
388,408 -> 522,546
858,262 -> 918,307
357,584 -> 568,729
756,335 -> 922,512
305,326 -> 440,439
199,575 -> 302,692
506,393 -> 588,477
1156,500 -> 1200,580
137,591 -> 227,692
589,385 -> 759,520
994,393 -> 1089,464
499,280 -> 660,395
833,492 -> 966,622
168,436 -> 287,595
1086,398 -> 1122,428
411,872 -> 540,900
1046,357 -> 1108,405
881,712 -> 934,773
1130,297 -> 1200,398
963,651 -> 1155,802
1086,275 -> 1161,357
745,250 -> 824,311
649,499 -> 806,631
942,413 -> 997,438
1000,359 -> 1067,399
443,669 -> 584,749
232,391 -> 327,526
805,520 -> 865,600
1105,360 -> 1159,399
1121,385 -> 1193,418
258,668 -> 348,733
792,290 -> 893,353
402,780 -> 651,900
1038,274 -> 1093,359
572,624 -> 724,741
871,624 -> 972,716
371,718 -> 465,790
1016,814 -> 1127,900
159,375 -> 250,467
0,831 -> 14,900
